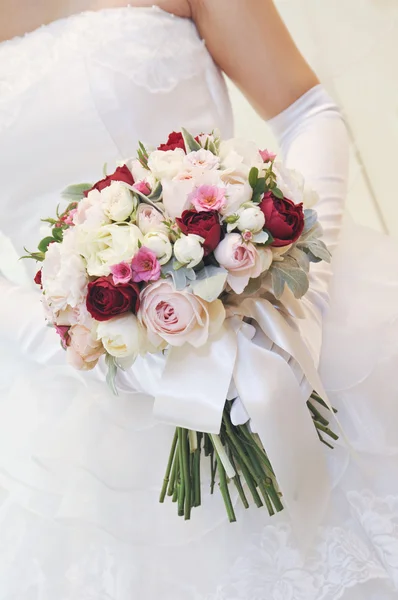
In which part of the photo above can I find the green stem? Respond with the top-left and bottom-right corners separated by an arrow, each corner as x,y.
229,453 -> 249,509
177,429 -> 185,516
210,446 -> 217,495
315,421 -> 339,441
311,392 -> 337,414
307,400 -> 329,426
193,433 -> 202,507
211,442 -> 236,523
171,451 -> 180,502
316,428 -> 334,450
159,429 -> 178,503
227,441 -> 263,508
180,428 -> 192,520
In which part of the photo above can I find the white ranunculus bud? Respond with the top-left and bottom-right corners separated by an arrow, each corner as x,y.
236,205 -> 265,233
97,314 -> 144,359
147,149 -> 185,180
143,231 -> 173,265
101,181 -> 136,222
173,233 -> 204,269
136,204 -> 169,235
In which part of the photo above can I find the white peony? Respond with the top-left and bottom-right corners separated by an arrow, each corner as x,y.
101,181 -> 137,222
236,204 -> 265,233
147,149 -> 185,180
136,204 -> 169,235
73,189 -> 109,227
183,149 -> 220,171
77,223 -> 143,277
143,231 -> 173,265
219,138 -> 263,171
125,158 -> 156,190
97,313 -> 145,359
42,229 -> 88,314
174,234 -> 204,268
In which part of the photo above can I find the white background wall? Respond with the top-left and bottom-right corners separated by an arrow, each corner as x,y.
227,0 -> 398,236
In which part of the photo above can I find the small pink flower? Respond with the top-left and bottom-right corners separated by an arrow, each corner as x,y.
131,247 -> 161,283
242,230 -> 253,242
110,261 -> 133,285
260,149 -> 277,163
63,208 -> 77,225
188,185 -> 226,213
133,180 -> 151,196
55,325 -> 70,349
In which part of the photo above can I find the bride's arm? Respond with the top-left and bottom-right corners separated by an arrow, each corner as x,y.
191,0 -> 349,361
190,0 -> 319,118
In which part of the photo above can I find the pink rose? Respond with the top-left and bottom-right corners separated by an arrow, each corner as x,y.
110,261 -> 133,285
188,185 -> 226,213
214,233 -> 273,294
138,279 -> 225,348
133,180 -> 151,196
260,149 -> 277,163
136,204 -> 168,235
131,247 -> 161,283
66,325 -> 104,371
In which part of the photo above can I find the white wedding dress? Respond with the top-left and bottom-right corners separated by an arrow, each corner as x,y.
1,7 -> 398,600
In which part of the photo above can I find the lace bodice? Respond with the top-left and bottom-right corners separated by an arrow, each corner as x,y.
0,6 -> 232,275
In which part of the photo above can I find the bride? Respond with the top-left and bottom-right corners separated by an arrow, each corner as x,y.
1,1 -> 398,598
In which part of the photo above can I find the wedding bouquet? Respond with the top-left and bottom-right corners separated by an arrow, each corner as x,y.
25,129 -> 338,522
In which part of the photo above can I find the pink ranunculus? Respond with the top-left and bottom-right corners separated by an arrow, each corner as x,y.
66,324 -> 105,371
55,325 -> 70,349
138,279 -> 225,348
133,180 -> 151,196
110,261 -> 133,285
188,185 -> 226,213
260,149 -> 277,163
214,233 -> 273,294
131,247 -> 161,283
63,208 -> 78,225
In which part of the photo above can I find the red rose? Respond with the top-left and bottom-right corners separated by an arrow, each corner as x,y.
176,210 -> 222,256
86,277 -> 140,322
157,131 -> 186,152
84,165 -> 134,196
34,269 -> 42,288
259,193 -> 305,247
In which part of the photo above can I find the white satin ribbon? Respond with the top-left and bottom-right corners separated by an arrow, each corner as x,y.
148,296 -> 336,541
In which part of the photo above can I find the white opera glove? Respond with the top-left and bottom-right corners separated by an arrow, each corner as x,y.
231,85 -> 349,426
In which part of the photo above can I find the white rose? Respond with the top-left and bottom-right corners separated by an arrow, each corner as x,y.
42,229 -> 88,313
101,181 -> 136,222
97,313 -> 145,359
137,204 -> 169,235
236,204 -> 265,233
73,189 -> 109,227
183,149 -> 220,171
147,149 -> 185,180
174,234 -> 204,268
214,233 -> 272,294
143,231 -> 172,265
77,223 -> 143,276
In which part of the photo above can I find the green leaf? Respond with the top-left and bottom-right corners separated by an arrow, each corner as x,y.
272,187 -> 284,200
148,182 -> 163,202
105,354 -> 118,396
41,217 -> 58,225
271,267 -> 285,299
244,275 -> 263,296
61,183 -> 93,202
161,261 -> 196,290
181,128 -> 201,152
189,266 -> 228,301
38,237 -> 55,253
303,208 -> 318,234
52,227 -> 64,242
289,247 -> 310,273
102,162 -> 108,177
271,264 -> 309,299
305,240 -> 331,263
248,167 -> 259,189
20,249 -> 45,262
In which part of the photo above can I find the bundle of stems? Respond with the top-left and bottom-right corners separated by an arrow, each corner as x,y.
160,392 -> 337,521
